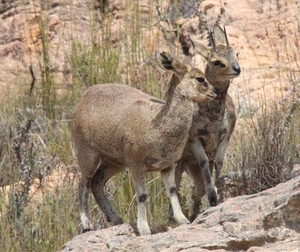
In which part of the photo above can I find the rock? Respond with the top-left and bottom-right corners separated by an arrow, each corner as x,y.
177,0 -> 300,116
1,0 -> 300,111
60,175 -> 300,251
216,171 -> 245,202
292,164 -> 300,178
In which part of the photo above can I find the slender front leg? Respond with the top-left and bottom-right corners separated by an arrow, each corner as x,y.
214,137 -> 229,181
184,161 -> 206,220
169,159 -> 185,217
130,170 -> 151,235
191,139 -> 217,206
161,166 -> 190,225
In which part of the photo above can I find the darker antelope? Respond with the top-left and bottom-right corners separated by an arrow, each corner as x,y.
174,25 -> 241,220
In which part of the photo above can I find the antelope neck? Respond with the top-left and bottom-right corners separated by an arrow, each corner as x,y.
152,75 -> 194,128
198,69 -> 231,118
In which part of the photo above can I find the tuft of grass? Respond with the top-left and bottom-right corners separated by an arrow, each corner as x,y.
0,170 -> 79,252
69,41 -> 122,87
225,25 -> 300,195
226,90 -> 300,194
0,90 -> 78,251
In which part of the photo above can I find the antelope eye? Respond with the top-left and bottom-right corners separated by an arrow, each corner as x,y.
236,53 -> 240,58
196,77 -> 205,83
213,60 -> 226,68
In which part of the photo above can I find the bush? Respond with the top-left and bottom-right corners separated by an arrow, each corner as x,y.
227,94 -> 300,195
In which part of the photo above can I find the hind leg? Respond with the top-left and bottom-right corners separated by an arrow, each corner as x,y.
214,138 -> 229,181
76,147 -> 102,232
90,161 -> 124,226
78,176 -> 94,232
184,161 -> 206,221
191,139 -> 217,207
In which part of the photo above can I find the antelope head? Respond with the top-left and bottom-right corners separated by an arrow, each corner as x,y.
190,25 -> 241,81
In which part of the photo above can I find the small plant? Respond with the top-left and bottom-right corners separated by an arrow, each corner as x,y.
227,93 -> 299,195
70,41 -> 122,87
0,91 -> 77,248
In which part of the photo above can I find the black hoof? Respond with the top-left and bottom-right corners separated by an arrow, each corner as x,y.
209,199 -> 217,206
82,228 -> 92,233
113,217 -> 124,225
208,191 -> 218,207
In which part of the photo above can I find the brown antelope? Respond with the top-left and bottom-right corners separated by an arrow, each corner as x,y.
72,52 -> 216,235
174,25 -> 241,220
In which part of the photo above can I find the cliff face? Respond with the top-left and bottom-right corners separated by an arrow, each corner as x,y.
177,0 -> 300,116
61,172 -> 300,251
1,1 -> 300,111
0,0 -> 93,91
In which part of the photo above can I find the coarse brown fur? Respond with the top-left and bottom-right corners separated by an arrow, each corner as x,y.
72,52 -> 216,235
174,25 -> 241,220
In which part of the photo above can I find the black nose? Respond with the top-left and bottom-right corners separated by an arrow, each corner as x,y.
232,62 -> 241,74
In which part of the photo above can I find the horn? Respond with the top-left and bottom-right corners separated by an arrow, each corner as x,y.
209,28 -> 217,52
188,34 -> 195,48
223,25 -> 230,48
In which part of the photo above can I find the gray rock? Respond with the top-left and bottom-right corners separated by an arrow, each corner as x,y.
61,175 -> 300,251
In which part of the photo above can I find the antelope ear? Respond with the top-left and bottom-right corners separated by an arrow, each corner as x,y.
188,35 -> 211,60
213,24 -> 226,46
155,52 -> 188,76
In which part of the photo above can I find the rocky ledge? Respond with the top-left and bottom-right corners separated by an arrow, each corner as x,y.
61,173 -> 300,252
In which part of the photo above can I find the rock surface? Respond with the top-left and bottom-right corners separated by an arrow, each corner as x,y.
61,175 -> 300,251
177,0 -> 300,117
1,0 -> 300,113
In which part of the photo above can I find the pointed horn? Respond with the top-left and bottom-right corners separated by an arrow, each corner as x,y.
188,34 -> 195,48
209,28 -> 217,52
223,25 -> 230,48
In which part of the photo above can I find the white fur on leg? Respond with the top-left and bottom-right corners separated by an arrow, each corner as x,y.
169,195 -> 190,224
80,212 -> 94,230
137,200 -> 151,235
79,181 -> 94,231
131,170 -> 151,235
161,166 -> 190,225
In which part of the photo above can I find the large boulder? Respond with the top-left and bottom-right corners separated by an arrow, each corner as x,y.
61,174 -> 300,251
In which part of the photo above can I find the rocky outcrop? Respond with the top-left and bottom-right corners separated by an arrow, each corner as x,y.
0,0 -> 166,92
61,174 -> 300,251
177,0 -> 300,117
1,0 -> 300,109
0,0 -> 93,90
